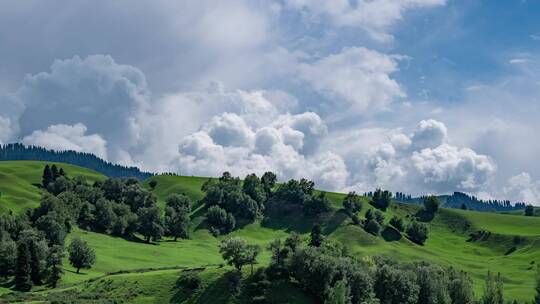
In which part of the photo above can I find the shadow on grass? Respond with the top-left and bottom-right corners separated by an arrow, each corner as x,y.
381,226 -> 402,242
170,271 -> 233,304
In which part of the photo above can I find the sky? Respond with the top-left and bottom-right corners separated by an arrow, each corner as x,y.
1,0 -> 540,204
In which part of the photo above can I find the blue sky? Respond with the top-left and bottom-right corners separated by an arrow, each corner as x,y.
1,0 -> 539,204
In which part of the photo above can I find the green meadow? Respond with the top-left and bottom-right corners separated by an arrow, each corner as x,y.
1,160 -> 540,302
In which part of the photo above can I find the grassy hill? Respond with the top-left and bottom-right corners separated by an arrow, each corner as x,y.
1,161 -> 540,302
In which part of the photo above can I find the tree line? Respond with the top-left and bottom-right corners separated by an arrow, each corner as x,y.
0,143 -> 153,180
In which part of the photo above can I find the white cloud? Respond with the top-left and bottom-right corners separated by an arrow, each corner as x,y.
203,113 -> 254,147
411,144 -> 496,192
411,119 -> 447,150
283,0 -> 446,42
503,173 -> 540,205
21,123 -> 108,159
299,47 -> 405,113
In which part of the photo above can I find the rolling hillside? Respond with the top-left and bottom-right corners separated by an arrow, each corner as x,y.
1,161 -> 540,302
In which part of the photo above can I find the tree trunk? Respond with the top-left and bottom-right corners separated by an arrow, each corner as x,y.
174,236 -> 178,242
76,267 -> 80,274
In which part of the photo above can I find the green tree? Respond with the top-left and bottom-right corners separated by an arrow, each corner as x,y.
137,206 -> 164,243
0,233 -> 16,278
165,207 -> 190,241
245,244 -> 261,276
15,240 -> 32,291
42,165 -> 53,188
525,205 -> 535,216
309,223 -> 323,247
261,171 -> 277,198
165,193 -> 191,213
374,264 -> 419,304
406,220 -> 429,245
46,245 -> 64,288
243,173 -> 266,206
364,219 -> 381,235
424,196 -> 440,214
447,268 -> 474,304
389,216 -> 405,232
343,192 -> 362,216
481,271 -> 504,304
206,205 -> 235,235
370,189 -> 391,211
68,238 -> 96,274
148,180 -> 158,190
219,237 -> 249,272
326,279 -> 351,304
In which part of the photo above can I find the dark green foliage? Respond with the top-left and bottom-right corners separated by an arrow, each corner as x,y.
525,205 -> 535,216
42,165 -> 53,188
343,192 -> 362,216
248,268 -> 271,303
206,205 -> 235,235
165,193 -> 191,213
389,216 -> 405,232
68,237 -> 96,274
304,192 -> 331,216
148,180 -> 157,190
309,223 -> 323,247
424,196 -> 440,214
227,270 -> 242,295
15,240 -> 32,291
374,264 -> 419,304
374,210 -> 385,225
481,271 -> 504,304
0,233 -> 16,278
101,178 -> 125,203
46,245 -> 64,288
164,207 -> 190,241
416,264 -> 451,304
243,173 -> 266,206
326,279 -> 351,304
245,244 -> 261,275
176,271 -> 201,290
370,189 -> 392,211
406,220 -> 429,245
137,206 -> 164,243
35,212 -> 68,246
364,219 -> 381,235
447,267 -> 475,304
261,171 -> 277,198
93,198 -> 116,232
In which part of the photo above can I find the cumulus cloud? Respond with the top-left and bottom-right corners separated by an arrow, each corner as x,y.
411,119 -> 447,150
299,47 -> 405,113
21,123 -> 108,159
282,0 -> 446,42
503,173 -> 540,205
411,144 -> 496,192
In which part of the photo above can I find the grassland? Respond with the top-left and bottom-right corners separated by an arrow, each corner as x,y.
1,160 -> 540,302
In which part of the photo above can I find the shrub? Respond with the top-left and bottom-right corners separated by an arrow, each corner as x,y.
389,216 -> 405,232
364,219 -> 381,235
423,196 -> 440,214
176,271 -> 201,290
406,221 -> 429,245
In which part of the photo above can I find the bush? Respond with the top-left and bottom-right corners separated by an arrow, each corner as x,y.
206,206 -> 235,235
364,219 -> 381,235
406,221 -> 429,245
176,271 -> 201,290
389,216 -> 405,232
423,196 -> 440,214
227,271 -> 242,295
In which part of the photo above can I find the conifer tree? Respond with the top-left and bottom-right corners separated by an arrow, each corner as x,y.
15,241 -> 32,291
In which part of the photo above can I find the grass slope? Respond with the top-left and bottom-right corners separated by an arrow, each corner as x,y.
1,162 -> 540,302
0,161 -> 105,214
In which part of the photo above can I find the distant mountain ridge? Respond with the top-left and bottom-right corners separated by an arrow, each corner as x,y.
0,143 -> 153,180
394,191 -> 526,212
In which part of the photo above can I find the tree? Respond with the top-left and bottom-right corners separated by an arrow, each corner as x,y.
14,241 -> 32,291
370,189 -> 391,211
219,237 -> 249,272
164,207 -> 190,241
424,196 -> 440,214
137,206 -> 164,243
261,171 -> 277,198
525,205 -> 535,216
304,192 -> 330,216
42,165 -> 53,188
364,219 -> 381,235
309,223 -> 323,247
68,238 -> 95,274
165,194 -> 192,213
447,268 -> 474,304
148,180 -> 158,190
46,245 -> 64,288
51,164 -> 60,180
94,198 -> 117,232
389,216 -> 405,232
245,244 -> 261,276
243,173 -> 266,206
206,205 -> 235,235
0,233 -> 16,278
406,221 -> 429,245
326,279 -> 351,304
374,264 -> 419,304
534,265 -> 540,304
343,192 -> 362,216
481,271 -> 504,304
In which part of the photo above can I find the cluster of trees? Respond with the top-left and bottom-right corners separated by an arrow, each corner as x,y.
397,191 -> 526,212
214,231 -> 535,304
525,205 -> 537,217
40,165 -> 192,243
0,206 -> 95,291
342,190 -> 432,245
201,172 -> 330,235
0,143 -> 152,180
